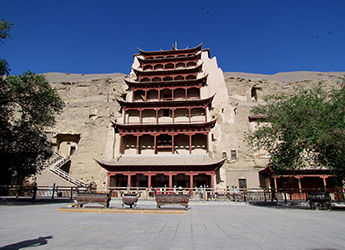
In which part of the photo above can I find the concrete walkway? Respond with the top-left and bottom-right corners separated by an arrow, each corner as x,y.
0,200 -> 344,250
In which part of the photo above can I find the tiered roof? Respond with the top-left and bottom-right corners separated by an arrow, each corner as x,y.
96,154 -> 225,172
117,95 -> 214,109
98,44 -> 222,170
132,63 -> 203,76
137,43 -> 203,56
137,51 -> 202,63
112,119 -> 217,135
123,74 -> 208,88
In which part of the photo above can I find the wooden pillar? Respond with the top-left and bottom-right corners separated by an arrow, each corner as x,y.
158,89 -> 161,100
188,108 -> 191,123
322,176 -> 327,192
189,134 -> 192,154
273,177 -> 278,190
297,177 -> 302,193
148,174 -> 152,188
172,135 -> 175,154
136,135 -> 140,154
204,107 -> 207,122
148,175 -> 152,188
139,109 -> 142,124
123,109 -> 126,124
156,109 -> 159,124
144,90 -> 148,100
185,88 -> 188,100
127,174 -> 132,188
154,135 -> 157,154
172,108 -> 175,124
189,174 -> 194,188
169,174 -> 173,188
208,172 -> 215,188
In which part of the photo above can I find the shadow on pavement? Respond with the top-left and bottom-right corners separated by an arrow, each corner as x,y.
0,197 -> 73,206
249,200 -> 345,210
0,236 -> 53,249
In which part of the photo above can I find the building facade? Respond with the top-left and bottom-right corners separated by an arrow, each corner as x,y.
96,44 -> 227,188
37,46 -> 344,193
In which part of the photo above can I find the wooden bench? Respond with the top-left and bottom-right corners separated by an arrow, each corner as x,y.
307,192 -> 331,210
155,194 -> 189,209
76,192 -> 111,208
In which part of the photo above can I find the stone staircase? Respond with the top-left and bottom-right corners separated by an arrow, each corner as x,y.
46,153 -> 87,187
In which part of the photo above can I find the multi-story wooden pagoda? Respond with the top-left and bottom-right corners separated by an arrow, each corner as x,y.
96,44 -> 225,188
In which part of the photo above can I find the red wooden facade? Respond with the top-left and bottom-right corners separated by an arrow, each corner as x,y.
259,166 -> 339,199
98,44 -> 225,188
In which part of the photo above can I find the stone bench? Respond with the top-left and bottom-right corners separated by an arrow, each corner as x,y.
76,192 -> 111,208
307,192 -> 331,210
155,194 -> 189,209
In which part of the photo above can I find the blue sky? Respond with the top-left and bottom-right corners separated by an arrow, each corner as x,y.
1,0 -> 345,75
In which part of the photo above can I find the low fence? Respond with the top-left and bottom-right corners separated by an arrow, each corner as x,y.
0,186 -> 343,201
0,185 -> 88,200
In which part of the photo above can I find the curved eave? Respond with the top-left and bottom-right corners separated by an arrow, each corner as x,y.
123,74 -> 208,87
111,119 -> 218,130
95,157 -> 225,171
137,51 -> 202,63
138,43 -> 203,56
116,94 -> 215,108
132,63 -> 203,75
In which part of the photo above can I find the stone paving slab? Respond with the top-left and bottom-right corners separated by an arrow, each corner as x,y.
0,201 -> 345,249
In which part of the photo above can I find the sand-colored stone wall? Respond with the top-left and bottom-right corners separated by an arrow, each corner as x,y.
43,71 -> 345,189
44,73 -> 126,188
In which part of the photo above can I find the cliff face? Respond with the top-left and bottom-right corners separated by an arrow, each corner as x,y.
45,73 -> 126,187
221,72 -> 344,188
44,71 -> 344,188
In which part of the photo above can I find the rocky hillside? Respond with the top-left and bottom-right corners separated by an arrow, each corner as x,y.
44,71 -> 344,187
45,73 -> 126,186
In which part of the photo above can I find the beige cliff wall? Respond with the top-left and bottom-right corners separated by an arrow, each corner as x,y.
44,71 -> 345,189
45,73 -> 126,188
221,72 -> 344,189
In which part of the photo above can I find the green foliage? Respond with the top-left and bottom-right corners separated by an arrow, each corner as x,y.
2,72 -> 64,127
0,72 -> 64,184
0,19 -> 13,42
0,58 -> 10,75
0,19 -> 13,75
246,83 -> 345,182
0,19 -> 64,185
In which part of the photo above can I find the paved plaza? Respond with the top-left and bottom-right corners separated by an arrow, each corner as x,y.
0,200 -> 345,250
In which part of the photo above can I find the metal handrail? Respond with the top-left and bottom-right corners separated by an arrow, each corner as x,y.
49,167 -> 87,187
45,152 -> 87,187
0,186 -> 343,201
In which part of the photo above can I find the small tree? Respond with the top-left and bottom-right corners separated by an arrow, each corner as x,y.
0,19 -> 64,185
0,72 -> 64,185
246,83 -> 345,183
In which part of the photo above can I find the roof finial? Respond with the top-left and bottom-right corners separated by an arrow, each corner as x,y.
172,42 -> 178,50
